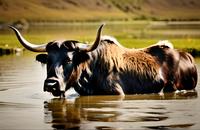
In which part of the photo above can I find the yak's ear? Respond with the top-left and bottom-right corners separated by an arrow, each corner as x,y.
36,54 -> 48,64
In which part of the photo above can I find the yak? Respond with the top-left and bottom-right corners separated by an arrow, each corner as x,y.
10,24 -> 198,97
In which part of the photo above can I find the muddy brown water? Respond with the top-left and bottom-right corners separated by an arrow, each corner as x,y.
0,53 -> 200,130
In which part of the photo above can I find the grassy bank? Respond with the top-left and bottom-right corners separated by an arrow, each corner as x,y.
1,21 -> 200,56
1,33 -> 200,56
119,38 -> 200,57
1,33 -> 200,48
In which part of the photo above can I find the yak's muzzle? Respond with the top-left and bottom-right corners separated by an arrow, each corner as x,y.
44,79 -> 64,97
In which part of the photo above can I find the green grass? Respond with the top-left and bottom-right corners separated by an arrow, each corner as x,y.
1,21 -> 200,55
1,33 -> 200,50
0,34 -> 52,48
118,38 -> 200,49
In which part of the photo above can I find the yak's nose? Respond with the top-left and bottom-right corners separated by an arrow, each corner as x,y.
43,78 -> 65,97
44,79 -> 59,92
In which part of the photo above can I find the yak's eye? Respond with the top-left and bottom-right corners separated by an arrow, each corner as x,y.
65,57 -> 72,64
65,52 -> 73,64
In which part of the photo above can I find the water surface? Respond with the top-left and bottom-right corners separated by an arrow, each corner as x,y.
0,53 -> 200,130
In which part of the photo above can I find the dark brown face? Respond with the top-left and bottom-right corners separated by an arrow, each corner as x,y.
36,40 -> 79,97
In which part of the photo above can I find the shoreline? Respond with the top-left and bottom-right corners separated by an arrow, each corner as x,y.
1,20 -> 200,30
1,47 -> 200,57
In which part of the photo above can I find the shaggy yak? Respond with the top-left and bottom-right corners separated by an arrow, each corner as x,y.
10,24 -> 198,97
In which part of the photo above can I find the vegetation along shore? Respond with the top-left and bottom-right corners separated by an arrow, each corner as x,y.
0,0 -> 200,56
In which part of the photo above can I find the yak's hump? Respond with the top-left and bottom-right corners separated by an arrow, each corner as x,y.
101,35 -> 124,47
156,40 -> 174,49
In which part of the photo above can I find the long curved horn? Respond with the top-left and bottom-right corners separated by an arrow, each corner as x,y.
80,23 -> 105,52
9,26 -> 47,52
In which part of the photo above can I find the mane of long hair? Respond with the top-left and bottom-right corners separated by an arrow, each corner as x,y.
91,36 -> 160,81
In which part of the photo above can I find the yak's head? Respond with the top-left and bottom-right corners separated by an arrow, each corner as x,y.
10,24 -> 104,97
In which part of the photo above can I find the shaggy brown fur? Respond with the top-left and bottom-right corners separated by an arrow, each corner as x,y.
70,37 -> 197,95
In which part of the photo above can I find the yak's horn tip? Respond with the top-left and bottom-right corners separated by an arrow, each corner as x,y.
101,23 -> 106,26
100,23 -> 105,29
8,25 -> 18,32
8,25 -> 15,29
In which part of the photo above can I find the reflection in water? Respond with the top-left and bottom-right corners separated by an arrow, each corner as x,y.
145,123 -> 194,130
44,91 -> 197,130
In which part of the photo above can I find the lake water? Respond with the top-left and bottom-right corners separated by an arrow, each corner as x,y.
0,52 -> 200,130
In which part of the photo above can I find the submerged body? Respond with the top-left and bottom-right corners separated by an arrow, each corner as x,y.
10,24 -> 198,97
